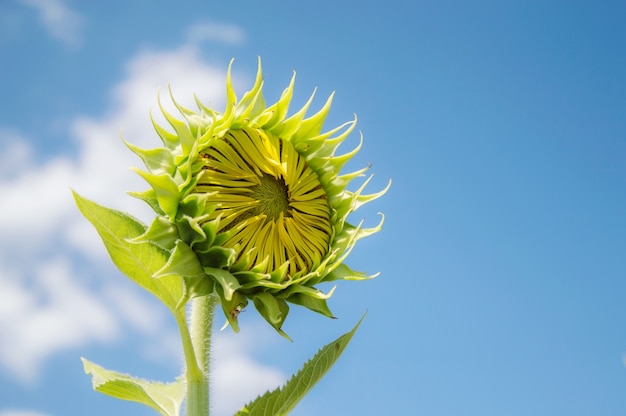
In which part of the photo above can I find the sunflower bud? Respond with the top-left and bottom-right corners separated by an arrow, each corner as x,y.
127,58 -> 389,337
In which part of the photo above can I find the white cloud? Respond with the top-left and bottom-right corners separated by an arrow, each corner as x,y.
0,129 -> 32,180
0,258 -> 118,383
186,22 -> 246,45
0,148 -> 75,245
19,0 -> 85,48
102,284 -> 167,334
0,30 -> 285,411
211,330 -> 285,416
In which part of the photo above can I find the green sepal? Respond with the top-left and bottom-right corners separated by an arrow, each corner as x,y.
233,58 -> 265,124
155,240 -> 205,279
239,279 -> 288,291
261,72 -> 295,131
192,220 -> 220,253
131,169 -> 181,220
150,110 -> 179,152
300,119 -> 353,162
169,88 -> 210,139
329,177 -> 368,227
72,191 -> 184,311
352,177 -> 392,211
178,192 -> 215,218
204,267 -> 241,302
176,214 -> 209,247
174,193 -> 216,246
219,290 -> 248,332
269,262 -> 289,283
231,270 -> 267,285
323,262 -> 373,283
283,285 -> 336,318
320,131 -> 362,174
197,246 -> 237,269
236,313 -> 366,416
182,274 -> 215,301
252,292 -> 291,340
328,216 -> 385,275
127,188 -> 165,216
82,358 -> 184,416
290,92 -> 334,146
278,87 -> 316,140
229,248 -> 255,273
211,230 -> 232,248
158,93 -> 197,158
287,295 -> 334,319
129,215 -> 179,251
321,262 -> 361,282
125,140 -> 177,176
251,108 -> 274,127
248,255 -> 270,274
175,141 -> 202,196
316,116 -> 357,159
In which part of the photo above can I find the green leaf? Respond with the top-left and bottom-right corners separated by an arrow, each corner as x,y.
72,191 -> 185,311
235,313 -> 366,416
82,358 -> 184,416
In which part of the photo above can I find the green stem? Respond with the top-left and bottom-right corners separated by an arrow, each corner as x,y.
184,295 -> 218,416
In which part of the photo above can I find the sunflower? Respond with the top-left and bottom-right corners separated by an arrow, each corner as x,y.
127,59 -> 389,336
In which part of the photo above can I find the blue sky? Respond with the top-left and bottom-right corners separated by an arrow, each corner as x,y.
1,0 -> 625,415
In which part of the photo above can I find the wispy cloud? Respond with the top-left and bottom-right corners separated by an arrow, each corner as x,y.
186,21 -> 246,45
19,0 -> 84,48
0,36 -> 284,413
212,330 -> 285,415
0,257 -> 118,383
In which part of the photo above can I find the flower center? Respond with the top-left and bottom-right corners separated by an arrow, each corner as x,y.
196,128 -> 331,276
251,173 -> 292,221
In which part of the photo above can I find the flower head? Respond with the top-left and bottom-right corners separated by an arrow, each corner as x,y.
127,59 -> 389,337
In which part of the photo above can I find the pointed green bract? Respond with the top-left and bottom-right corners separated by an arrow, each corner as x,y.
82,358 -> 185,416
235,313 -> 366,416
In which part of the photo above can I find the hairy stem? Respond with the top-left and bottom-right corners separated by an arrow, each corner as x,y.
183,295 -> 218,416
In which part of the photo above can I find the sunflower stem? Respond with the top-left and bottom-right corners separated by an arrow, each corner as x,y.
185,295 -> 217,416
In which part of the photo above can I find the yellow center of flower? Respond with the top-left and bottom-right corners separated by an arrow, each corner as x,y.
251,173 -> 291,221
196,128 -> 331,276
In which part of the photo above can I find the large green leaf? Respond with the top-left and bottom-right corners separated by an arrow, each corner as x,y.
235,314 -> 366,416
72,191 -> 185,311
82,358 -> 184,416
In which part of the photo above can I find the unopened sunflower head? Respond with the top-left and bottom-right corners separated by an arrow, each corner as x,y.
127,58 -> 389,338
